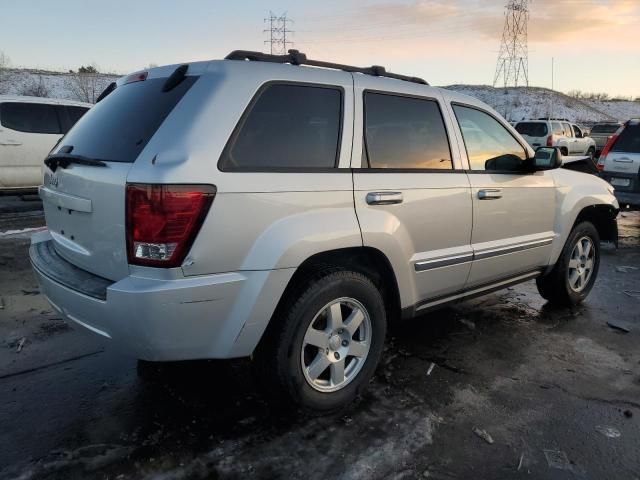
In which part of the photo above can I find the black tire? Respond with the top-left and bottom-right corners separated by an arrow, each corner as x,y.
254,270 -> 387,412
536,221 -> 600,306
560,147 -> 569,156
587,147 -> 596,161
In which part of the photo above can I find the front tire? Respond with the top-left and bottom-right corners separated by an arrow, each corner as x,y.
255,270 -> 387,412
536,221 -> 600,306
587,146 -> 596,161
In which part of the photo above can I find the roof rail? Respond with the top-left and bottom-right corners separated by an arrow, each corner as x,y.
537,117 -> 570,121
225,49 -> 428,86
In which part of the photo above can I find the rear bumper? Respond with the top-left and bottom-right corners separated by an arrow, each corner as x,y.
614,191 -> 640,208
30,232 -> 294,361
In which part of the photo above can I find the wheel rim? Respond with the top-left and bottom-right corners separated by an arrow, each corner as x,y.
567,236 -> 595,292
301,297 -> 372,393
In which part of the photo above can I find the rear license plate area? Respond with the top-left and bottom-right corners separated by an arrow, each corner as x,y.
610,177 -> 631,187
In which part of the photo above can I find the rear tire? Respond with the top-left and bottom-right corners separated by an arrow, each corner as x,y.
587,147 -> 595,161
560,147 -> 569,156
254,270 -> 387,412
536,221 -> 600,306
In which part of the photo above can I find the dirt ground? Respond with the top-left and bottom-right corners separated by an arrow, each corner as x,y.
1,195 -> 639,480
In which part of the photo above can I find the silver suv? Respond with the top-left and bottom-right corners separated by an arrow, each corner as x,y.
30,50 -> 619,411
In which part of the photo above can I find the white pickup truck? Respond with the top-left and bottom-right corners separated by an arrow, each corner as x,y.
515,119 -> 596,160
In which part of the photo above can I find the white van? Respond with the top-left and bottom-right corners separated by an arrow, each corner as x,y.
0,96 -> 91,192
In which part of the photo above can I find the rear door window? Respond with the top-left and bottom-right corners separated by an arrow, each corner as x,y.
57,76 -> 198,162
219,84 -> 342,170
363,92 -> 452,169
552,122 -> 564,135
0,102 -> 61,134
515,122 -> 548,137
612,123 -> 640,153
452,104 -> 527,172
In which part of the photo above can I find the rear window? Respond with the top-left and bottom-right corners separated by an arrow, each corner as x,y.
612,124 -> 640,153
56,76 -> 198,162
515,122 -> 548,137
591,124 -> 621,134
219,84 -> 342,171
0,102 -> 61,134
65,106 -> 89,127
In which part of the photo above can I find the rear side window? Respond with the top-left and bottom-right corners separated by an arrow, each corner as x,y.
591,124 -> 621,134
57,76 -> 198,162
363,92 -> 452,169
515,122 -> 548,137
452,104 -> 527,172
552,122 -> 564,135
0,102 -> 61,134
219,84 -> 342,171
612,124 -> 640,153
562,123 -> 573,137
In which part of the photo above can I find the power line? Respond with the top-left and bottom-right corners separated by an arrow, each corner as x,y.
493,0 -> 529,89
264,11 -> 294,55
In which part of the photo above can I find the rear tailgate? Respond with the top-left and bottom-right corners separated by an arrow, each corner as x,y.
515,122 -> 548,148
41,68 -> 200,281
602,122 -> 640,193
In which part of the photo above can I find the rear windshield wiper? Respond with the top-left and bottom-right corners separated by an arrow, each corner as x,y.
44,153 -> 107,172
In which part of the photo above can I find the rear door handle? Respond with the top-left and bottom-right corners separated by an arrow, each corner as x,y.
0,140 -> 22,146
613,157 -> 633,163
366,191 -> 403,205
478,189 -> 502,200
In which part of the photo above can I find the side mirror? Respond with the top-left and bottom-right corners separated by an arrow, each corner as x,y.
533,146 -> 562,170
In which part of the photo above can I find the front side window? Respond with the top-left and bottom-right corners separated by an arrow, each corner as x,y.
452,104 -> 527,172
219,84 -> 342,170
572,125 -> 583,138
0,102 -> 61,134
363,92 -> 452,169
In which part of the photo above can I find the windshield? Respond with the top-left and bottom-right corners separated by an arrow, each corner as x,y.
55,76 -> 198,162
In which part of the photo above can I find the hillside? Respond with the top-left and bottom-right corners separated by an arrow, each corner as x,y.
444,85 -> 640,124
1,69 -> 639,122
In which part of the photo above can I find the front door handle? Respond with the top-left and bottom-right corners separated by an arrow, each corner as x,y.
366,191 -> 403,205
0,140 -> 22,146
478,189 -> 502,200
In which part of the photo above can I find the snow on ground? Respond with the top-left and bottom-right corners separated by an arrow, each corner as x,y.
1,69 -> 638,122
444,85 -> 640,124
0,68 -> 119,103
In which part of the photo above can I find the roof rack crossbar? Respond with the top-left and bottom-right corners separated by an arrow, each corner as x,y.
225,49 -> 428,85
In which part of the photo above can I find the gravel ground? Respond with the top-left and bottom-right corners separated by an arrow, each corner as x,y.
0,196 -> 639,480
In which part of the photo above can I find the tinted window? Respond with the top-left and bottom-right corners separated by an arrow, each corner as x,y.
364,92 -> 452,169
66,106 -> 89,126
57,76 -> 198,162
0,102 -> 61,134
591,123 -> 621,134
452,105 -> 527,172
515,122 -> 548,137
612,123 -> 640,153
220,84 -> 342,170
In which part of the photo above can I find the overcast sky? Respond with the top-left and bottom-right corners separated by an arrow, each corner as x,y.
1,0 -> 638,96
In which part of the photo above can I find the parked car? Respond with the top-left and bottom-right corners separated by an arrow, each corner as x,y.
0,96 -> 91,192
29,50 -> 619,411
589,122 -> 623,156
598,119 -> 640,207
515,119 -> 596,159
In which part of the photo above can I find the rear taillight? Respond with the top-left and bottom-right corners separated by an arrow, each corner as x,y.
546,135 -> 553,147
126,184 -> 215,267
597,128 -> 623,171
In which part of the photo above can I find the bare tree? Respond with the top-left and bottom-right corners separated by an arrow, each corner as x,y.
19,75 -> 50,97
66,64 -> 110,103
0,51 -> 10,93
